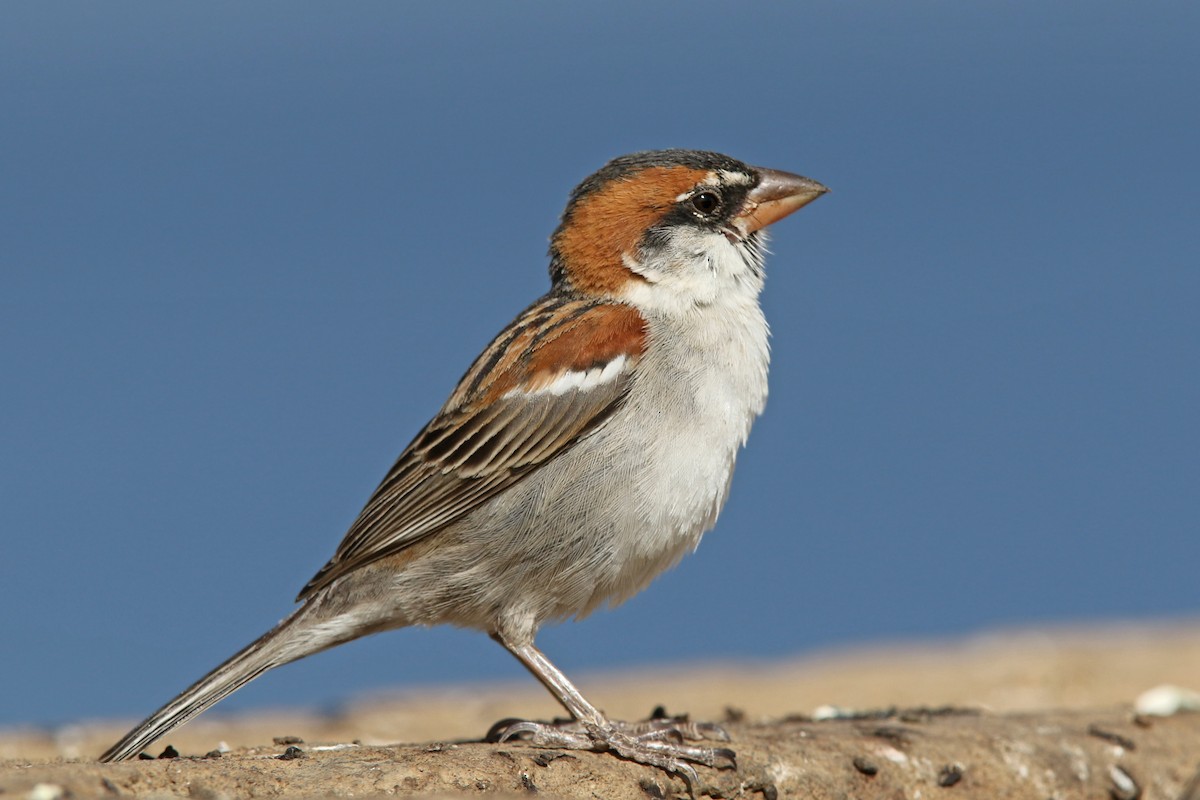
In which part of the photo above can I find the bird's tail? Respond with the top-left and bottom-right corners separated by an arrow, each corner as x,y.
99,601 -> 367,762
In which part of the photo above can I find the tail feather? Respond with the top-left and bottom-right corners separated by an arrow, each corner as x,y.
100,606 -> 321,762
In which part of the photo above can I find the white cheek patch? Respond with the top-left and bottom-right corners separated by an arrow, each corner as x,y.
623,251 -> 662,282
619,226 -> 765,314
508,354 -> 629,398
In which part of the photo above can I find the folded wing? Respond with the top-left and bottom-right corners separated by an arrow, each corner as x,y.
298,294 -> 647,600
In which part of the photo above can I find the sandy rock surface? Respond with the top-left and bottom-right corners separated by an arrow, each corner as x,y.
3,622 -> 1199,798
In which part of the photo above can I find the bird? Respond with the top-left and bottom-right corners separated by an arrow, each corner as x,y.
99,149 -> 827,788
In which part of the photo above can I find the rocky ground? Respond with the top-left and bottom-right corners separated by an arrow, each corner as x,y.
3,621 -> 1199,798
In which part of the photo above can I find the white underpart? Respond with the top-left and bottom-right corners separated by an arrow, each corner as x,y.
369,212 -> 771,640
564,218 -> 770,608
508,354 -> 629,398
621,226 -> 767,314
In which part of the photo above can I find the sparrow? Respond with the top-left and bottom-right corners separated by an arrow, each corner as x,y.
99,149 -> 827,789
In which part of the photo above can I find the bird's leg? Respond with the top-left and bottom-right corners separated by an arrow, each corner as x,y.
488,634 -> 736,794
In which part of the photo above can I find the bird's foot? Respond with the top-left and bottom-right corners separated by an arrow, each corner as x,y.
489,711 -> 735,796
618,706 -> 731,742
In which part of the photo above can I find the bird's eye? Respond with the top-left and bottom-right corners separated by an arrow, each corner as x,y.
690,191 -> 721,215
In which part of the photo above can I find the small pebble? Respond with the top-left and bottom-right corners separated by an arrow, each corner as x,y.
28,784 -> 66,800
812,704 -> 851,721
1134,684 -> 1200,717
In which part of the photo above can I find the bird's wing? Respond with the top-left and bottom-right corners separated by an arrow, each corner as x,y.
297,294 -> 647,600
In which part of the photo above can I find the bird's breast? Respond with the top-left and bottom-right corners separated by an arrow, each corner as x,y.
398,298 -> 772,632
627,300 -> 770,529
551,298 -> 770,612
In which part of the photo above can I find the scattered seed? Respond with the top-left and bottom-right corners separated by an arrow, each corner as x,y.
639,778 -> 666,799
871,726 -> 914,746
272,735 -> 304,745
938,764 -> 963,787
853,756 -> 879,776
1109,765 -> 1140,800
520,771 -> 538,793
1088,725 -> 1136,751
531,751 -> 572,767
276,745 -> 305,760
157,745 -> 179,759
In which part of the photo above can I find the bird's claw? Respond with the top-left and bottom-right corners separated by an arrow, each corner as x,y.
492,718 -> 594,749
490,715 -> 735,797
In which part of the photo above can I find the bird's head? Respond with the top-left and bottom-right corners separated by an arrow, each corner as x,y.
549,149 -> 827,313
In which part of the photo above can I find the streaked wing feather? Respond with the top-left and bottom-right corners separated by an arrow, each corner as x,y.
297,365 -> 632,600
297,295 -> 646,601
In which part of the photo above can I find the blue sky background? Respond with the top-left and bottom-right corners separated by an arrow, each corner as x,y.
2,2 -> 1197,727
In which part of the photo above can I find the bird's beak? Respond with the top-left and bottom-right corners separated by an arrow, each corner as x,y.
736,168 -> 829,235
